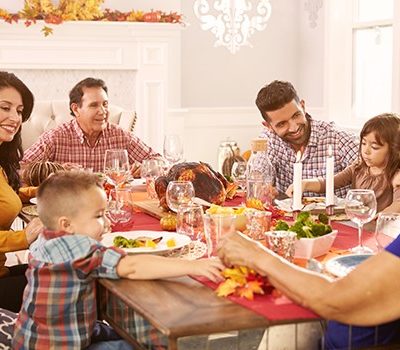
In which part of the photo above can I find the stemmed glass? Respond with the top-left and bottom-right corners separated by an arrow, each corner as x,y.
166,181 -> 195,212
104,149 -> 130,187
231,160 -> 247,190
375,213 -> 400,252
141,159 -> 164,199
345,189 -> 377,254
163,135 -> 184,166
104,149 -> 130,218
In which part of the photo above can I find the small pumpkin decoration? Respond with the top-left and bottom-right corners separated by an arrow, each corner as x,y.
23,161 -> 66,186
160,214 -> 177,231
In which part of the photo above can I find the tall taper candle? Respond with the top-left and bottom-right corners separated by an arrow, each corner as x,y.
326,145 -> 335,207
292,151 -> 303,211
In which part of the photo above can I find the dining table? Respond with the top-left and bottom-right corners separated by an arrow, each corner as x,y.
19,185 -> 386,350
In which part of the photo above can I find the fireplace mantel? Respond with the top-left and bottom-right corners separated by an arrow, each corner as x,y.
0,20 -> 182,151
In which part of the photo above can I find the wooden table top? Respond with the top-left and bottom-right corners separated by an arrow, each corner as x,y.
98,276 -> 268,339
98,274 -> 315,340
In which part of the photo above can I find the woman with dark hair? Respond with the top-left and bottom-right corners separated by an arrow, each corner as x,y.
0,71 -> 42,312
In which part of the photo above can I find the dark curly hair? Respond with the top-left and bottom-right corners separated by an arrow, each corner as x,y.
255,80 -> 300,122
69,77 -> 108,116
0,71 -> 34,191
356,113 -> 400,183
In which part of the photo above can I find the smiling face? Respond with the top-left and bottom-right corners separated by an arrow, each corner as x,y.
0,86 -> 24,145
263,99 -> 310,148
71,86 -> 109,138
361,131 -> 389,172
63,186 -> 110,241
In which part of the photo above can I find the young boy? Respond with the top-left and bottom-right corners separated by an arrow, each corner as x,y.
12,172 -> 223,349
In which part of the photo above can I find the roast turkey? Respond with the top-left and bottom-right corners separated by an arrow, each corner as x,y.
155,162 -> 229,210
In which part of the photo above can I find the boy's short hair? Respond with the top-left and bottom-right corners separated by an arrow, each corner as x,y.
37,171 -> 103,230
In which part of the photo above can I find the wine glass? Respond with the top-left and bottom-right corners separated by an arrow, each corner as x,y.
345,189 -> 377,254
163,135 -> 184,165
166,181 -> 195,212
141,159 -> 164,199
375,213 -> 400,252
176,203 -> 204,241
103,149 -> 130,187
104,149 -> 130,217
231,160 -> 247,190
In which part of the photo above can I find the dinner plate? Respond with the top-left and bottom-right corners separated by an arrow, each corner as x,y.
21,205 -> 38,216
30,197 -> 38,204
325,254 -> 373,278
101,230 -> 191,254
275,196 -> 346,213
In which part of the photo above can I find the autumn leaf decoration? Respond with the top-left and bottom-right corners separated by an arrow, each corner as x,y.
216,266 -> 269,301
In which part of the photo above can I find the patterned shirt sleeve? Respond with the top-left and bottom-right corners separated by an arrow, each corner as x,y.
335,129 -> 359,168
21,130 -> 56,165
73,245 -> 126,280
127,133 -> 161,164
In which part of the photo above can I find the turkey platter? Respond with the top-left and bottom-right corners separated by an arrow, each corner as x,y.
155,162 -> 229,211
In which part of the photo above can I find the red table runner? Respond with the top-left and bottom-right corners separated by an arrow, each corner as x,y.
111,198 -> 391,323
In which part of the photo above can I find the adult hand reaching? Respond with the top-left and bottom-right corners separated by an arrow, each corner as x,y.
217,232 -> 266,272
25,217 -> 43,245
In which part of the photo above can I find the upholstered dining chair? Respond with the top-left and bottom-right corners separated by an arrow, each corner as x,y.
21,100 -> 137,151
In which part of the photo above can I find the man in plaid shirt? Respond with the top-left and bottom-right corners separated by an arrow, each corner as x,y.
12,172 -> 223,350
21,77 -> 160,174
253,80 -> 358,198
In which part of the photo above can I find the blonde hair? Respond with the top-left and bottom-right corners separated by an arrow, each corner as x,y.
37,171 -> 102,230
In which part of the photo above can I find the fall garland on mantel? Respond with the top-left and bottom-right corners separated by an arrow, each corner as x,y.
0,0 -> 184,36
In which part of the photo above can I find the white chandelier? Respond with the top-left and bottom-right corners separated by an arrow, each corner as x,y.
193,0 -> 272,54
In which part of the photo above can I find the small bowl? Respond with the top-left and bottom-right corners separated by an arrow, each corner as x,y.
294,230 -> 338,259
205,206 -> 251,232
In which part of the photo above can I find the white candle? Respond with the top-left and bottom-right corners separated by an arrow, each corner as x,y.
326,145 -> 335,207
292,151 -> 303,211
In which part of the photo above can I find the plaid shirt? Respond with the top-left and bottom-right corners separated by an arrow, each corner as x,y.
22,119 -> 159,172
254,115 -> 359,198
12,230 -> 126,350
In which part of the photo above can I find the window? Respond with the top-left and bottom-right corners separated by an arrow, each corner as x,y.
325,0 -> 399,129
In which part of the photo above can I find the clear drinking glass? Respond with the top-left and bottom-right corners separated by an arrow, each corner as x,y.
231,160 -> 247,190
176,203 -> 204,241
103,149 -> 130,187
104,149 -> 130,215
163,134 -> 184,165
106,187 -> 134,224
345,189 -> 377,254
141,159 -> 164,199
375,213 -> 400,252
203,213 -> 236,257
166,181 -> 195,212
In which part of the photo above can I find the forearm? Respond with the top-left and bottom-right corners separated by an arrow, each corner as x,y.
381,201 -> 400,214
117,255 -> 195,279
249,247 -> 400,325
303,179 -> 323,193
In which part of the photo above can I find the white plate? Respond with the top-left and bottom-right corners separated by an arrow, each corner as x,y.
30,197 -> 37,204
275,197 -> 345,213
325,254 -> 373,278
101,230 -> 191,254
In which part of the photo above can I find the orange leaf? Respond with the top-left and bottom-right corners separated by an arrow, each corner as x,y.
237,286 -> 255,300
221,267 -> 247,284
216,279 -> 240,297
246,281 -> 265,295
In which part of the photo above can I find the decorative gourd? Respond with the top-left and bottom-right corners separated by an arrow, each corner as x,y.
22,161 -> 65,186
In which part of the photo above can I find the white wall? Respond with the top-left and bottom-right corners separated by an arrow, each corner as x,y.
181,0 -> 301,108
